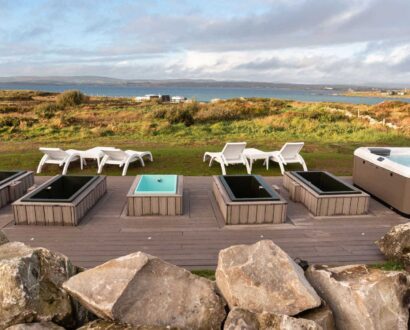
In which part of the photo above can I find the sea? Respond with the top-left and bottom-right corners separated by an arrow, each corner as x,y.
1,83 -> 409,105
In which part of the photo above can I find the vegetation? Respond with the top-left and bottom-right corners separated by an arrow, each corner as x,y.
0,90 -> 408,176
369,261 -> 405,271
191,269 -> 215,280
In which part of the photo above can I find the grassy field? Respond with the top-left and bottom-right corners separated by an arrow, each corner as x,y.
0,90 -> 409,176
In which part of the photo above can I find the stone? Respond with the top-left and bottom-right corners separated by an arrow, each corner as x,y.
63,252 -> 226,329
5,322 -> 65,330
0,242 -> 78,329
215,240 -> 321,315
297,304 -> 336,330
77,320 -> 180,329
224,307 -> 322,330
376,223 -> 410,265
306,264 -> 410,330
0,230 -> 8,245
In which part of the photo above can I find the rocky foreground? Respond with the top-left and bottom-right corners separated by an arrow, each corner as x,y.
0,225 -> 409,330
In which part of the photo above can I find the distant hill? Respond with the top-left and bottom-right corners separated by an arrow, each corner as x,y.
0,75 -> 385,91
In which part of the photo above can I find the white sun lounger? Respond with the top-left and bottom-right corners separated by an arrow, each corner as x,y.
245,142 -> 307,174
203,142 -> 250,175
269,142 -> 307,174
36,147 -> 83,175
78,147 -> 117,168
97,148 -> 153,176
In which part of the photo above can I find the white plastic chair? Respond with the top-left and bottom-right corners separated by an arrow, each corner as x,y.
203,142 -> 250,175
268,142 -> 307,174
97,149 -> 153,176
37,147 -> 82,175
79,147 -> 117,168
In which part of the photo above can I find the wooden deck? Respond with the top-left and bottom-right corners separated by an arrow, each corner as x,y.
0,176 -> 408,269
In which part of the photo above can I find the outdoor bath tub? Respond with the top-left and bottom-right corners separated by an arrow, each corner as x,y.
0,171 -> 34,208
127,175 -> 183,216
284,171 -> 369,216
213,175 -> 287,225
13,175 -> 107,226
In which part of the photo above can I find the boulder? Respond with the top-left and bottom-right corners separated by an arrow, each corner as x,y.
77,320 -> 180,329
306,264 -> 410,330
0,242 -> 78,329
215,240 -> 321,315
297,304 -> 336,330
376,223 -> 410,265
63,252 -> 226,329
0,230 -> 8,246
224,307 -> 322,330
5,323 -> 65,330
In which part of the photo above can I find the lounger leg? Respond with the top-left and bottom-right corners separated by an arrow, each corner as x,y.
98,156 -> 108,174
209,157 -> 214,166
278,162 -> 285,175
300,159 -> 308,171
148,153 -> 153,162
122,161 -> 130,176
36,155 -> 48,174
220,162 -> 227,175
62,160 -> 71,175
243,157 -> 251,174
139,156 -> 145,167
265,157 -> 269,170
80,157 -> 84,170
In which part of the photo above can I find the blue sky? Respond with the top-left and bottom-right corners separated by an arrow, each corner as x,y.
1,0 -> 410,85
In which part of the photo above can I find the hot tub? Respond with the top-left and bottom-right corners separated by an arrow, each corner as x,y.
127,175 -> 183,216
284,171 -> 369,216
13,175 -> 107,226
353,147 -> 410,216
213,175 -> 287,225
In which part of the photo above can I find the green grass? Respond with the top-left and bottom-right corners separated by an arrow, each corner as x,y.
0,141 -> 358,176
0,91 -> 409,175
191,269 -> 216,280
369,260 -> 405,271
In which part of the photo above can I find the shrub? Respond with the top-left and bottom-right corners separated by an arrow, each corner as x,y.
56,90 -> 88,107
34,102 -> 59,119
165,107 -> 195,126
0,105 -> 20,113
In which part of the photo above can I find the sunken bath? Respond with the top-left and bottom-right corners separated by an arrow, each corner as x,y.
284,171 -> 369,216
13,175 -> 107,226
213,175 -> 287,225
0,171 -> 34,208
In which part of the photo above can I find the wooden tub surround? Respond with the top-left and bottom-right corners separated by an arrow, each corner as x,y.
0,171 -> 34,209
283,171 -> 369,217
13,175 -> 107,226
127,175 -> 183,216
212,175 -> 287,225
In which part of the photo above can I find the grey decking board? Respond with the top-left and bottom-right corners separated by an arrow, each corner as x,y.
1,175 -> 407,269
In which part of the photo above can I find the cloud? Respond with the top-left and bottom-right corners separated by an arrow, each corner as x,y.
0,0 -> 409,85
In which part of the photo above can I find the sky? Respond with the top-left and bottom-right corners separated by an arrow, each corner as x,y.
1,0 -> 410,85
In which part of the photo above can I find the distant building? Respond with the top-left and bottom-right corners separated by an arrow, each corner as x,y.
135,94 -> 185,103
171,96 -> 187,103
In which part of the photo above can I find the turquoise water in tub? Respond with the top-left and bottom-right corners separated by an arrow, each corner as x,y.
135,175 -> 177,194
388,155 -> 410,167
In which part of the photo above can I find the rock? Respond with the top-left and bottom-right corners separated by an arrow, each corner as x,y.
298,304 -> 336,330
0,230 -> 8,245
224,307 -> 322,330
376,223 -> 410,265
5,322 -> 65,330
77,320 -> 180,329
63,252 -> 226,329
0,242 -> 77,329
215,240 -> 321,315
306,264 -> 410,330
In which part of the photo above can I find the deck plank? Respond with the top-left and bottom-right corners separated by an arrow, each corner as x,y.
1,175 -> 407,269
